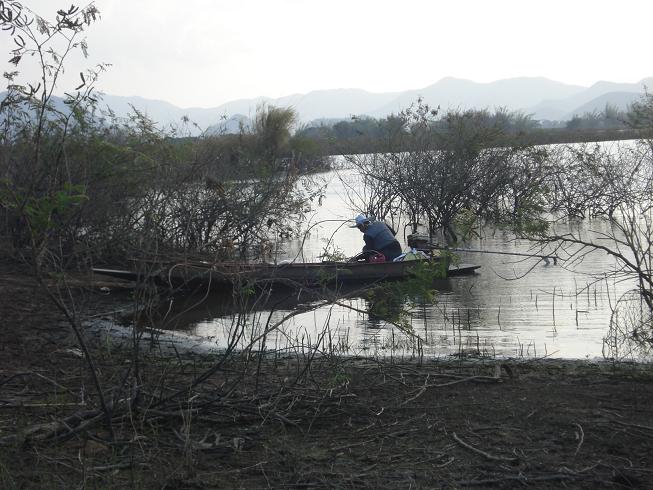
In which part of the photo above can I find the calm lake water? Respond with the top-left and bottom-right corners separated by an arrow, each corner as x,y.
163,167 -> 649,361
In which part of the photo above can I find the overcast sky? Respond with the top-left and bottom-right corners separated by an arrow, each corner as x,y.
4,0 -> 652,108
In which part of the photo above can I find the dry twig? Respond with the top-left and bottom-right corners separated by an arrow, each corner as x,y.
452,432 -> 519,463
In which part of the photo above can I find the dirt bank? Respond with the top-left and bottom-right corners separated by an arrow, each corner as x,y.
0,267 -> 652,489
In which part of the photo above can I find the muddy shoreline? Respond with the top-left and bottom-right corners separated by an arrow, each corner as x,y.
1,268 -> 652,488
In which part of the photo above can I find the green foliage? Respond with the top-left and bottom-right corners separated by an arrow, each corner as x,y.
319,245 -> 348,262
365,259 -> 448,330
329,371 -> 351,387
237,284 -> 257,298
627,92 -> 653,129
22,183 -> 88,233
566,104 -> 628,131
253,104 -> 296,163
503,213 -> 550,238
452,209 -> 479,242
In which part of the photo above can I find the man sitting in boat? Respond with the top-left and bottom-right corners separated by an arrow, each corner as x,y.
350,214 -> 402,262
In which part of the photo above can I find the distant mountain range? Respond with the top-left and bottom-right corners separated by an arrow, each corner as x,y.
4,77 -> 652,135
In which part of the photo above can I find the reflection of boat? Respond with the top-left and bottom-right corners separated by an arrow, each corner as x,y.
143,275 -> 459,332
92,258 -> 480,289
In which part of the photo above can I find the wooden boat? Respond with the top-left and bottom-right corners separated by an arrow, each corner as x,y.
92,256 -> 479,290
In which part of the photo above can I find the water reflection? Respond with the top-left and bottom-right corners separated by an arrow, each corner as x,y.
162,169 -> 649,361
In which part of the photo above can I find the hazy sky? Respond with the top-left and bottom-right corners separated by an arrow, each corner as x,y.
4,0 -> 652,108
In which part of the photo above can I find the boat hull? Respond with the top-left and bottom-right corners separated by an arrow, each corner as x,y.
93,258 -> 479,289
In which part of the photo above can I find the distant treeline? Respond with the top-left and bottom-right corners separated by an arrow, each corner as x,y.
173,101 -> 653,167
288,102 -> 652,156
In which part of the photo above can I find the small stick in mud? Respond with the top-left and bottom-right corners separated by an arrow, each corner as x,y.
452,432 -> 518,463
574,422 -> 585,456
